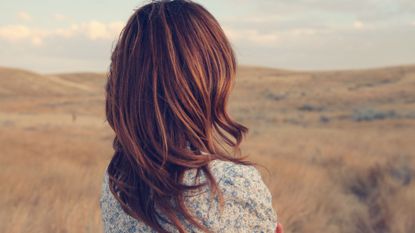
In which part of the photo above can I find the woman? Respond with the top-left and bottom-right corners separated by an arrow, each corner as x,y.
100,0 -> 282,232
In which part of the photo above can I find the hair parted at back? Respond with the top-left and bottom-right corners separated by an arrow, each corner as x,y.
105,0 -> 254,232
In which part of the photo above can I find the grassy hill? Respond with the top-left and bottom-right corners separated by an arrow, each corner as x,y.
1,65 -> 414,233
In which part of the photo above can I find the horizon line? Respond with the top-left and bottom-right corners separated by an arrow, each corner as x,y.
1,62 -> 415,76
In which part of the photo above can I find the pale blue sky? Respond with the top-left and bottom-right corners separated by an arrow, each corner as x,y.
1,0 -> 414,73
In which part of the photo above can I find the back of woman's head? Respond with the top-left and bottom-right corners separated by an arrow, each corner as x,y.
105,0 -> 251,232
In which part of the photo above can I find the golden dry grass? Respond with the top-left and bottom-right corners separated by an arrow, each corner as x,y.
0,65 -> 414,233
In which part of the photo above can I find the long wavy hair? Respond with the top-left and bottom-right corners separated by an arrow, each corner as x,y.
105,0 -> 253,232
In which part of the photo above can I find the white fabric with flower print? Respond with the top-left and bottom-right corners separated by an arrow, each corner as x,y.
100,159 -> 278,233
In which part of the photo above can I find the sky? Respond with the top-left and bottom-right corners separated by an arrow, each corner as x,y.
0,0 -> 415,73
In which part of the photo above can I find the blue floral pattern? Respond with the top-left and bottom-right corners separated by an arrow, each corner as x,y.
100,160 -> 278,232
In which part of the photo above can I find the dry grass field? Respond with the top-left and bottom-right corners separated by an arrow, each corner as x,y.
0,65 -> 414,233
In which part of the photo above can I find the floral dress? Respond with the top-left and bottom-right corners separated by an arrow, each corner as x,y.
100,159 -> 278,232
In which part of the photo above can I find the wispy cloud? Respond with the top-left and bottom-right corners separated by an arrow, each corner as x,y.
52,13 -> 66,21
82,21 -> 124,40
224,28 -> 279,45
17,11 -> 32,21
0,25 -> 33,41
353,20 -> 365,30
0,20 -> 124,46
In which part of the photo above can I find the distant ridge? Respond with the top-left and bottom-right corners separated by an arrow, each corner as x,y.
2,64 -> 415,77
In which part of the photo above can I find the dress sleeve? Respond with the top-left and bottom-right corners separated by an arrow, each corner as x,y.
214,163 -> 278,233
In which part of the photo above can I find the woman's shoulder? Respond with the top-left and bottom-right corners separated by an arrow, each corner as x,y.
209,159 -> 268,191
182,159 -> 264,192
206,159 -> 278,232
210,159 -> 259,178
210,159 -> 273,203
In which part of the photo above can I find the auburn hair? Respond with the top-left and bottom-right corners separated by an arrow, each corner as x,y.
105,0 -> 253,232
